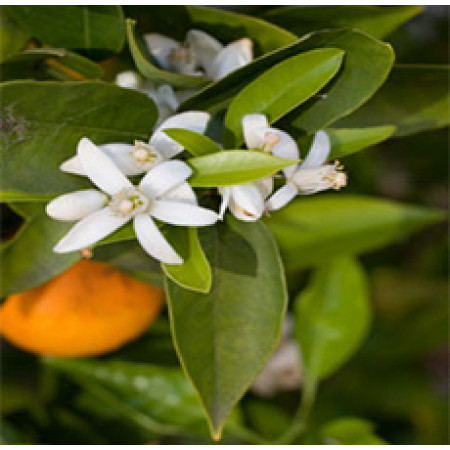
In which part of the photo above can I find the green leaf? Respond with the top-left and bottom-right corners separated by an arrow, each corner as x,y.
282,30 -> 394,134
295,256 -> 371,378
1,48 -> 104,81
164,128 -> 221,156
320,417 -> 387,445
165,217 -> 288,438
1,80 -> 157,200
126,18 -> 209,89
162,227 -> 212,294
335,65 -> 450,137
188,150 -> 297,187
266,195 -> 444,275
0,7 -> 30,63
263,6 -> 424,40
44,357 -> 210,435
5,6 -> 126,57
223,48 -> 344,147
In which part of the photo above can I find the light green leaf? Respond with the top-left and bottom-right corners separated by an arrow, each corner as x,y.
164,128 -> 221,156
283,30 -> 394,134
165,217 -> 288,438
5,6 -> 126,57
266,195 -> 444,275
335,65 -> 450,137
1,80 -> 157,200
223,48 -> 344,147
126,18 -> 209,89
321,417 -> 387,445
162,227 -> 212,294
263,6 -> 423,40
188,150 -> 297,187
295,256 -> 371,378
0,7 -> 30,63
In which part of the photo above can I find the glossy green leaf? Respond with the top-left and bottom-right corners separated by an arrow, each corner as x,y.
263,6 -> 423,40
5,6 -> 126,57
335,65 -> 450,137
282,30 -> 394,134
321,417 -> 387,445
164,128 -> 221,156
1,48 -> 103,81
1,80 -> 157,200
162,227 -> 212,294
165,217 -> 288,438
188,150 -> 297,187
295,256 -> 371,378
266,195 -> 444,275
44,357 -> 210,434
223,48 -> 344,147
0,7 -> 29,63
126,18 -> 209,89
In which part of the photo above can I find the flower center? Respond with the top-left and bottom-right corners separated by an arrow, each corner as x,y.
260,132 -> 280,153
108,188 -> 150,218
169,44 -> 197,74
131,141 -> 158,163
292,162 -> 347,194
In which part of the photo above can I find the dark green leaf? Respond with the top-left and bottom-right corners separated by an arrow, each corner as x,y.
188,150 -> 297,187
1,80 -> 157,200
165,217 -> 288,438
162,227 -> 212,294
263,6 -> 423,40
164,128 -> 221,156
0,7 -> 30,63
266,195 -> 444,275
295,256 -> 371,378
335,65 -> 450,137
223,48 -> 344,147
5,6 -> 126,57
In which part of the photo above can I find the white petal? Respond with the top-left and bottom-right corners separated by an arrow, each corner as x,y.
60,155 -> 85,176
164,182 -> 197,205
186,29 -> 223,75
254,176 -> 274,199
99,143 -> 144,176
115,70 -> 142,90
139,160 -> 192,198
151,200 -> 218,226
53,207 -> 129,253
229,183 -> 264,221
219,186 -> 231,219
134,213 -> 182,264
242,114 -> 269,149
267,128 -> 300,178
144,33 -> 180,71
300,130 -> 331,168
77,138 -> 133,195
46,190 -> 106,221
151,111 -> 210,159
208,38 -> 253,80
266,182 -> 298,211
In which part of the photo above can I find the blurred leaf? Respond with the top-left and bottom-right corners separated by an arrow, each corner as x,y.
188,150 -> 297,187
263,6 -> 423,40
295,256 -> 371,379
1,80 -> 157,200
165,217 -> 288,438
164,128 -> 221,156
320,417 -> 387,444
162,227 -> 212,294
0,7 -> 30,63
126,18 -> 209,89
266,195 -> 444,274
335,65 -> 450,137
5,6 -> 126,57
1,48 -> 104,81
282,30 -> 394,134
223,48 -> 344,147
0,420 -> 27,444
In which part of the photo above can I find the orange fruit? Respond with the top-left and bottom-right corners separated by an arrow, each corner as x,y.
0,259 -> 164,356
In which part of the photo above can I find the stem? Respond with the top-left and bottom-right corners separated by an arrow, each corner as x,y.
274,375 -> 318,444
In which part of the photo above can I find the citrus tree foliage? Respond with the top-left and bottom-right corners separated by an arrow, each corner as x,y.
1,5 -> 447,445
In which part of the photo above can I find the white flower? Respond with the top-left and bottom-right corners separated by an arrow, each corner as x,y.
47,138 -> 218,264
219,114 -> 299,222
144,29 -> 253,81
60,111 -> 210,178
266,131 -> 347,211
